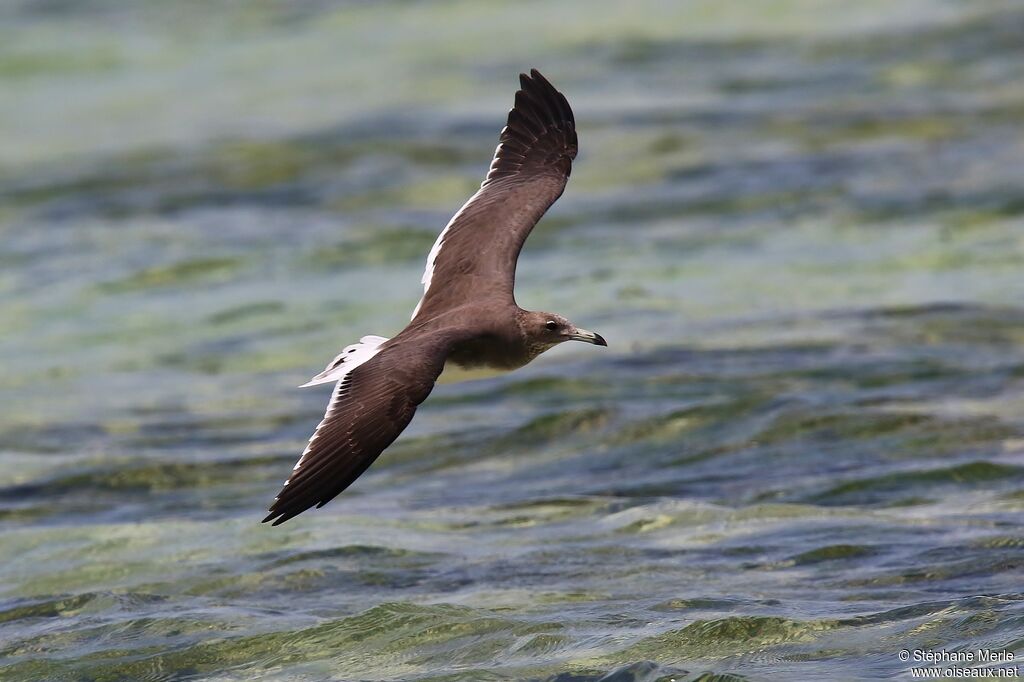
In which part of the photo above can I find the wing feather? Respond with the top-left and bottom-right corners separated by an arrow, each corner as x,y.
263,334 -> 448,525
412,69 -> 577,321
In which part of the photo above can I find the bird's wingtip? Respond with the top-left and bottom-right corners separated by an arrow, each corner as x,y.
520,68 -> 543,83
263,511 -> 289,526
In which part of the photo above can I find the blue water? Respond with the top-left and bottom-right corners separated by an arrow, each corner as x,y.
2,1 -> 1024,680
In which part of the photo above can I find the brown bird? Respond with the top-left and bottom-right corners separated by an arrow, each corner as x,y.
264,70 -> 606,525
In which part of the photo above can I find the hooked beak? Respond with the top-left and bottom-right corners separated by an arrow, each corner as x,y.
569,328 -> 607,346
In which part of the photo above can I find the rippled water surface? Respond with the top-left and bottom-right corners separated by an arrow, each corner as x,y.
3,1 -> 1024,680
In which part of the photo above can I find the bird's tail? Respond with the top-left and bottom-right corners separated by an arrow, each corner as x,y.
299,335 -> 389,387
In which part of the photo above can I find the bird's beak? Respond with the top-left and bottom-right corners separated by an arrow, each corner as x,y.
569,327 -> 607,346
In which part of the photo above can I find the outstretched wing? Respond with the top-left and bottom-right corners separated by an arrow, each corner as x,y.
412,69 -> 577,321
263,334 -> 448,525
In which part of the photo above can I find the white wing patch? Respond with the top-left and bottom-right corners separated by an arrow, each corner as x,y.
283,335 -> 388,486
287,374 -> 347,481
298,335 -> 388,388
411,185 -> 487,320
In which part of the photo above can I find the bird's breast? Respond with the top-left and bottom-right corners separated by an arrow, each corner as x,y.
440,334 -> 534,384
437,361 -> 510,384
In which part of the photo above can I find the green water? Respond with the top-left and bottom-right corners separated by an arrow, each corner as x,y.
2,1 -> 1024,680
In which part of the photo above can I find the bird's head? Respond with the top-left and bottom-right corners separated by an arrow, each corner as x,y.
522,311 -> 607,350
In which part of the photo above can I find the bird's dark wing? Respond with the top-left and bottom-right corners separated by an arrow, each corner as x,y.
263,333 -> 449,525
411,69 -> 577,321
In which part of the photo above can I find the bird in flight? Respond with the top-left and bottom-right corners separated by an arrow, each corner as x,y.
264,69 -> 606,525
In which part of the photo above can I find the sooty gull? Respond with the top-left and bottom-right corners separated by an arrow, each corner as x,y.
263,69 -> 605,525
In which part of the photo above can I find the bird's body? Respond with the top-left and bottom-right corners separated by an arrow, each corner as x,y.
442,308 -> 553,371
264,70 -> 605,526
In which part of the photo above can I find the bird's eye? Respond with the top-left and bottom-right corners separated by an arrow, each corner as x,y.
545,320 -> 558,331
